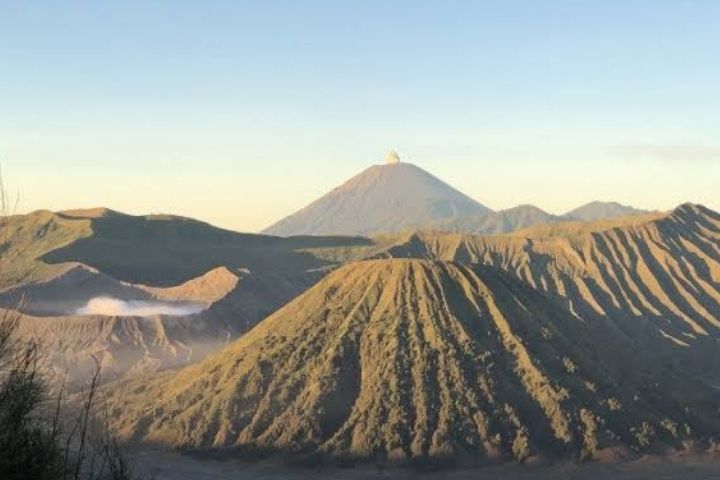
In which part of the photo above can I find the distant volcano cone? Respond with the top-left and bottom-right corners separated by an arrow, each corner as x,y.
106,259 -> 720,463
262,158 -> 491,236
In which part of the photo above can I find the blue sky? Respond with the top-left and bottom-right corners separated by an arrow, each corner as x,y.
2,1 -> 718,231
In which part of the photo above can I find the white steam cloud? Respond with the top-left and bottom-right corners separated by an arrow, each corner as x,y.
76,296 -> 205,317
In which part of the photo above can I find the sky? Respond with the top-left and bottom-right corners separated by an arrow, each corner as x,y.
1,1 -> 719,232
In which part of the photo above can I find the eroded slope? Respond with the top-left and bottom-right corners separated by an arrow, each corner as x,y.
105,260 -> 720,463
375,205 -> 720,350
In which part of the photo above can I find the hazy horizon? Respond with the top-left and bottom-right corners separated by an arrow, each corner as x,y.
3,1 -> 719,232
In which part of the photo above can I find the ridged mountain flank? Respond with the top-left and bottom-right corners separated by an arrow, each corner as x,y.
105,259 -> 720,464
374,204 -> 720,353
262,159 -> 491,236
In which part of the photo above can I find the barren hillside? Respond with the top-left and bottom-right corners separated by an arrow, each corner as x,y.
374,204 -> 720,356
104,259 -> 720,463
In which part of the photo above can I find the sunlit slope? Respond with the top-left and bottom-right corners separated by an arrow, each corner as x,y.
43,210 -> 370,286
105,259 -> 720,462
375,204 -> 720,345
0,208 -> 370,288
0,209 -> 95,287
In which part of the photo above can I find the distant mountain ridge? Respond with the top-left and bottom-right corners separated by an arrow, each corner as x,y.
262,157 -> 652,236
432,204 -> 567,234
563,201 -> 648,222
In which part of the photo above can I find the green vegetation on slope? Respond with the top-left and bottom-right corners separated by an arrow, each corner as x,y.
0,210 -> 93,287
0,208 -> 372,288
43,211 -> 372,286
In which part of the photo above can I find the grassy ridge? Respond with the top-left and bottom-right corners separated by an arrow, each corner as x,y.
1,209 -> 372,288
